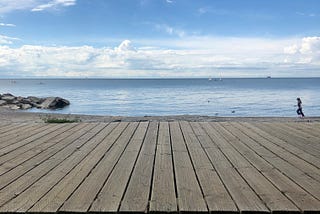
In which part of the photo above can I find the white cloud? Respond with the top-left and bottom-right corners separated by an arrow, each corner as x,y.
284,37 -> 320,64
31,0 -> 76,12
300,37 -> 320,54
115,40 -> 136,52
197,7 -> 230,16
284,44 -> 298,54
0,0 -> 76,14
155,24 -> 186,37
0,34 -> 19,44
0,37 -> 320,78
0,0 -> 35,14
296,12 -> 318,17
0,23 -> 16,27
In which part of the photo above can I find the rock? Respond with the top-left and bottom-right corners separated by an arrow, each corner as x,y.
0,94 -> 70,111
8,104 -> 20,110
11,100 -> 20,105
27,96 -> 45,104
0,100 -> 7,106
1,95 -> 16,103
20,104 -> 32,110
12,105 -> 20,110
2,93 -> 14,97
40,97 -> 70,109
20,98 -> 33,105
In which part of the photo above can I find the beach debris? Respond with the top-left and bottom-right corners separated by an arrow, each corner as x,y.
0,93 -> 70,110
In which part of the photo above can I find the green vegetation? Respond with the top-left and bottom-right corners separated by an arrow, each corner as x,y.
41,115 -> 81,123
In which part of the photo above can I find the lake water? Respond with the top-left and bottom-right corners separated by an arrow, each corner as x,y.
0,78 -> 319,117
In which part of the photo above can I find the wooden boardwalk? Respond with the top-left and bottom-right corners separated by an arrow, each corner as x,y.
0,121 -> 320,213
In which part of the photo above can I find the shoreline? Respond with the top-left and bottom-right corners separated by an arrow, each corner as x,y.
1,107 -> 319,124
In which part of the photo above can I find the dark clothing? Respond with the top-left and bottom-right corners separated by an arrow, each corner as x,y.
296,99 -> 304,117
297,108 -> 304,117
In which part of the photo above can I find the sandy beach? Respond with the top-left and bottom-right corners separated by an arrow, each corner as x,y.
1,107 -> 319,124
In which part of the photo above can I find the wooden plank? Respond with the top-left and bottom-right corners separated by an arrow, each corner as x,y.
233,122 -> 320,182
248,124 -> 320,200
211,123 -> 301,213
216,122 -> 320,211
0,123 -> 30,136
119,122 -> 158,213
0,124 -> 62,155
0,124 -> 111,212
149,122 -> 177,213
0,124 -> 47,150
255,123 -> 320,158
90,122 -> 149,212
279,122 -> 320,139
0,123 -> 116,212
267,156 -> 320,200
183,121 -> 238,213
287,122 -> 320,139
60,122 -> 138,213
0,123 -> 75,166
0,123 -> 10,130
199,122 -> 269,213
29,122 -> 127,213
0,123 -> 37,137
0,123 -> 87,177
0,123 -> 12,132
169,121 -> 208,212
242,122 -> 320,170
0,123 -> 101,207
275,122 -> 320,149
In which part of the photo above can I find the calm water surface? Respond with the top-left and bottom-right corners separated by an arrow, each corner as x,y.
0,78 -> 319,117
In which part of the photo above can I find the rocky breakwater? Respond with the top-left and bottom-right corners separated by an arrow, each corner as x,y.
0,93 -> 70,110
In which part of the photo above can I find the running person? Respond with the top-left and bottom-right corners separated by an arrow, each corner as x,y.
296,97 -> 305,117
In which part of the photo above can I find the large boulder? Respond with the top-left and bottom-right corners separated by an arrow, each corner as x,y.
20,104 -> 33,110
4,104 -> 20,110
40,97 -> 70,109
0,100 -> 7,106
1,95 -> 16,103
2,93 -> 14,97
27,96 -> 45,104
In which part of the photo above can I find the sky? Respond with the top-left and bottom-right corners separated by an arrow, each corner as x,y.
0,0 -> 320,78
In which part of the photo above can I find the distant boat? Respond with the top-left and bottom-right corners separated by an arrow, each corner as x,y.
209,75 -> 222,81
267,76 -> 271,79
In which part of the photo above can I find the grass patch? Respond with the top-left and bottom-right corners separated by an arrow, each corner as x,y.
42,115 -> 81,123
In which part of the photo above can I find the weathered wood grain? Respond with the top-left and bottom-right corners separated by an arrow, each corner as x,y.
119,122 -> 158,213
149,122 -> 177,213
60,122 -> 138,212
0,121 -> 319,214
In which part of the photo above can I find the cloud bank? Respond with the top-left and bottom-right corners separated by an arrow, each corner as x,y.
0,37 -> 319,78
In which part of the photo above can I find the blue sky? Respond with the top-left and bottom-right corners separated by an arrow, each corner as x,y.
0,0 -> 320,77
